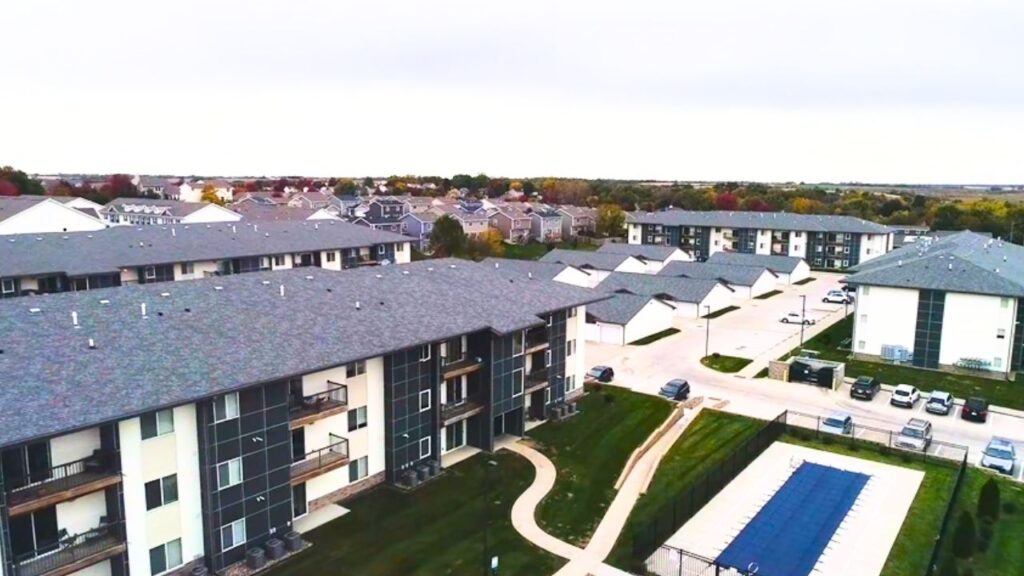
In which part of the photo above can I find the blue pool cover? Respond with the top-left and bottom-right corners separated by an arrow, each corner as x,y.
716,462 -> 870,576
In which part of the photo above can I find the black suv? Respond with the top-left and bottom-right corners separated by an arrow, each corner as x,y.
961,397 -> 990,423
850,376 -> 881,400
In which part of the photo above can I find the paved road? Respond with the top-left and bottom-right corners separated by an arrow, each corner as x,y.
587,275 -> 1024,482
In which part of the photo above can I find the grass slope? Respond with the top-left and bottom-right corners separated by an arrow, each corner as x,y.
269,452 -> 562,576
628,328 -> 680,345
938,469 -> 1024,575
700,354 -> 753,373
531,385 -> 671,546
754,289 -> 782,300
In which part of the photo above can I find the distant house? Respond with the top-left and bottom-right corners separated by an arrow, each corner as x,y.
489,205 -> 532,243
431,206 -> 490,238
134,176 -> 178,199
0,196 -> 107,235
529,208 -> 563,243
232,191 -> 288,206
366,197 -> 409,221
398,195 -> 438,214
103,198 -> 243,226
232,203 -> 341,222
557,205 -> 597,239
287,191 -> 340,210
178,179 -> 234,203
597,243 -> 693,274
399,212 -> 439,250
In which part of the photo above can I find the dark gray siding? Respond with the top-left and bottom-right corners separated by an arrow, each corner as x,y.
912,290 -> 946,369
384,346 -> 440,483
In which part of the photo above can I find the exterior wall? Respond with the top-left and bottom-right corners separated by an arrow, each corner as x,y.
565,307 -> 586,391
754,229 -> 772,255
627,223 -> 642,244
938,293 -> 1016,372
852,285 -> 919,357
0,201 -> 106,236
700,284 -> 735,317
49,428 -> 101,467
55,490 -> 106,540
623,300 -> 675,344
788,232 -> 807,258
858,232 -> 891,264
178,185 -> 201,203
787,261 -> 812,284
180,206 -> 242,224
585,322 -> 624,345
393,242 -> 411,264
726,284 -> 753,300
747,271 -> 778,298
383,346 -> 440,484
320,250 -> 342,271
552,267 -> 591,288
613,258 -> 648,275
581,269 -> 610,288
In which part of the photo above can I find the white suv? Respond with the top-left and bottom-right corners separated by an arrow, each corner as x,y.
890,384 -> 920,408
822,290 -> 853,304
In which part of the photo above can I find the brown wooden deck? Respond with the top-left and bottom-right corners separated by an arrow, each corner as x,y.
8,473 -> 121,518
290,451 -> 350,485
15,534 -> 125,576
441,399 -> 485,426
441,357 -> 483,380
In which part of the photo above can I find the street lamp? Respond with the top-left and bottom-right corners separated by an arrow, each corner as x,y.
482,459 -> 499,575
704,305 -> 711,358
799,294 -> 808,346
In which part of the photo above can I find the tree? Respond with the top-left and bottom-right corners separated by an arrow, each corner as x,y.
0,166 -> 45,195
0,180 -> 18,196
361,176 -> 374,188
790,197 -> 823,214
429,216 -> 467,257
334,179 -> 358,196
714,191 -> 740,211
952,511 -> 976,559
743,197 -> 771,212
480,228 -> 505,257
200,185 -> 225,206
596,204 -> 626,237
937,561 -> 958,576
977,478 -> 1001,521
100,174 -> 138,200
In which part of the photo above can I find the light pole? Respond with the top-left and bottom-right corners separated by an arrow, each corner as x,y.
799,294 -> 807,346
482,459 -> 498,575
704,305 -> 711,358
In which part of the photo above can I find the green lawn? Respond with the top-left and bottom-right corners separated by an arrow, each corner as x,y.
700,354 -> 753,373
938,469 -> 1024,575
794,277 -> 817,285
608,410 -> 765,568
782,432 -> 960,576
531,385 -> 671,546
503,240 -> 599,261
704,305 -> 740,319
628,328 -> 680,345
269,452 -> 562,576
788,316 -> 1024,409
754,289 -> 783,300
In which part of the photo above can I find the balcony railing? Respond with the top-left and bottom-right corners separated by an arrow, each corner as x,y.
441,356 -> 483,379
441,398 -> 484,425
525,328 -> 549,351
289,381 -> 349,428
14,520 -> 126,576
7,451 -> 121,517
290,436 -> 350,484
526,369 -> 549,393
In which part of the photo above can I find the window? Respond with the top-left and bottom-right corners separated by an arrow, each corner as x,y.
544,349 -> 552,367
859,314 -> 867,323
348,406 -> 368,431
512,368 -> 524,397
144,266 -> 157,280
145,475 -> 178,510
858,340 -> 865,350
220,519 -> 246,551
259,257 -> 271,270
842,260 -> 849,268
395,243 -> 405,252
292,483 -> 307,518
866,248 -> 872,255
567,340 -> 575,356
420,345 -> 431,362
213,392 -> 239,422
325,251 -> 337,263
273,255 -> 286,267
567,307 -> 576,319
544,387 -> 552,405
149,539 -> 182,575
419,390 -> 432,412
217,458 -> 242,490
180,263 -> 194,276
346,360 -> 366,378
419,437 -> 431,458
1,279 -> 14,294
349,456 -> 368,482
378,245 -> 386,255
141,409 -> 174,440
546,315 -> 553,327
564,375 -> 577,394
513,333 -> 524,357
997,328 -> 1007,340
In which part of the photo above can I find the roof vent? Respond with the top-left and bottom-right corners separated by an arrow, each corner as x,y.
88,338 -> 96,350
355,300 -> 361,310
280,285 -> 285,297
214,286 -> 223,291
948,263 -> 952,271
528,272 -> 533,279
71,311 -> 79,327
29,307 -> 41,314
141,303 -> 148,318
171,228 -> 176,237
261,280 -> 270,285
98,298 -> 111,305
402,270 -> 409,275
305,275 -> 314,280
375,274 -> 382,279
160,292 -> 170,297
494,262 -> 500,269
897,260 -> 902,267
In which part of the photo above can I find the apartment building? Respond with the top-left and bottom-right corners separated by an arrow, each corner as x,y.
845,231 -> 1024,377
627,210 -> 893,269
102,199 -> 242,226
0,260 -> 597,576
0,221 -> 411,299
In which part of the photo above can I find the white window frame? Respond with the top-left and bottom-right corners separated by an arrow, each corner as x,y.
144,266 -> 157,280
273,255 -> 286,267
325,251 -> 337,263
420,345 -> 431,362
512,368 -> 524,398
419,436 -> 431,458
142,409 -> 175,440
419,390 -> 432,412
145,474 -> 179,511
544,350 -> 552,367
180,262 -> 194,276
567,307 -> 576,319
1,279 -> 14,294
858,340 -> 866,350
395,243 -> 405,252
567,340 -> 575,357
994,357 -> 1003,369
378,245 -> 386,255
213,392 -> 239,423
220,519 -> 246,551
217,458 -> 242,490
546,315 -> 553,327
513,332 -> 524,357
150,538 -> 183,576
997,329 -> 1007,340
544,387 -> 552,405
348,406 -> 368,431
349,456 -> 368,482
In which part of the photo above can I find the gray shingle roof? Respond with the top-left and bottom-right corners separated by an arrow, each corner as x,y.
0,196 -> 79,224
480,257 -> 588,281
0,220 -> 411,278
104,198 -> 221,218
706,252 -> 804,274
629,209 -> 892,234
586,293 -> 670,325
539,249 -> 637,271
597,243 -> 683,261
597,272 -> 726,303
232,203 -> 324,222
845,231 -> 1024,297
0,259 -> 604,448
657,261 -> 773,287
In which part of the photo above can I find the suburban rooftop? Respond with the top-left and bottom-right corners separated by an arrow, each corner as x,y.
706,251 -> 805,274
0,259 -> 604,449
539,248 -> 640,271
629,209 -> 892,234
596,272 -> 728,303
596,243 -> 684,261
0,219 -> 411,278
658,261 -> 775,286
481,257 -> 589,281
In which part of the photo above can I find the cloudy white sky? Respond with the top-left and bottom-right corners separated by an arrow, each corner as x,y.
2,0 -> 1022,183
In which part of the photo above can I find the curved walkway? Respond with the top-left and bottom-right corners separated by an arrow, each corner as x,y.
505,442 -> 584,562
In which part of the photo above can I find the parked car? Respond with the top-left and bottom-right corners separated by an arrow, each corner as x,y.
658,379 -> 691,402
849,376 -> 880,400
981,437 -> 1017,475
895,418 -> 933,451
890,384 -> 920,408
823,290 -> 854,304
925,391 -> 955,416
586,365 -> 614,383
780,312 -> 815,325
821,411 -> 854,435
961,397 -> 990,423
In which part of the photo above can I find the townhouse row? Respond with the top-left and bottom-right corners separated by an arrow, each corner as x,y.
0,260 -> 597,576
0,221 -> 411,299
628,210 -> 893,269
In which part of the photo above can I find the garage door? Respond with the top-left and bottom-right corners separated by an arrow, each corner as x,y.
600,324 -> 624,345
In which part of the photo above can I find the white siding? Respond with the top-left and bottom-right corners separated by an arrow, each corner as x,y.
49,428 -> 101,467
180,205 -> 242,224
755,229 -> 772,255
613,257 -> 648,275
393,242 -> 412,264
747,271 -> 778,298
0,200 -> 106,236
788,232 -> 807,258
566,307 -> 587,386
623,299 -> 676,344
786,261 -> 812,284
552,267 -> 592,288
585,322 -> 624,345
55,490 -> 106,538
700,284 -> 735,317
853,285 -> 918,357
858,233 -> 891,264
627,223 -> 642,244
939,293 -> 1016,371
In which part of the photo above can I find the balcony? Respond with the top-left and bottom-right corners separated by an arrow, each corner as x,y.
7,452 -> 121,517
525,328 -> 549,353
14,521 -> 126,576
289,381 -> 348,429
441,356 -> 483,380
525,370 -> 549,394
290,437 -> 350,485
441,398 -> 485,426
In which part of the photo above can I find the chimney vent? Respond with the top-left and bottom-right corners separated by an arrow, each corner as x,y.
355,301 -> 361,310
280,285 -> 285,298
141,303 -> 147,318
88,338 -> 96,350
171,228 -> 176,237
71,311 -> 79,327
29,307 -> 41,314
99,299 -> 110,305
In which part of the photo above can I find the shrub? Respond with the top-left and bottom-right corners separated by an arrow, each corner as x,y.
977,478 -> 1001,521
978,522 -> 993,542
976,537 -> 990,553
961,567 -> 974,576
712,352 -> 720,358
1003,501 -> 1017,515
952,511 -> 976,559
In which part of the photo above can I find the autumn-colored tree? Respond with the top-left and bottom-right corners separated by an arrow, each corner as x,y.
714,191 -> 740,211
429,215 -> 467,257
0,166 -> 45,195
200,185 -> 225,205
480,228 -> 505,257
0,180 -> 18,196
596,204 -> 626,237
742,197 -> 771,212
790,197 -> 823,214
243,181 -> 259,192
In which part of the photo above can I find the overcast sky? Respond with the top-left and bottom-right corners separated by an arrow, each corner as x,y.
3,0 -> 1022,183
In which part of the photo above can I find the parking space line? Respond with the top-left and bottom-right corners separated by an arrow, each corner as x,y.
1017,464 -> 1024,483
933,445 -> 944,458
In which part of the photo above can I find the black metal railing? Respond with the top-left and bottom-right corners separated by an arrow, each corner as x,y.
291,436 -> 349,478
526,369 -> 548,390
289,382 -> 348,419
7,450 -> 120,499
15,520 -> 125,576
644,545 -> 756,576
525,327 -> 548,349
441,398 -> 483,423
